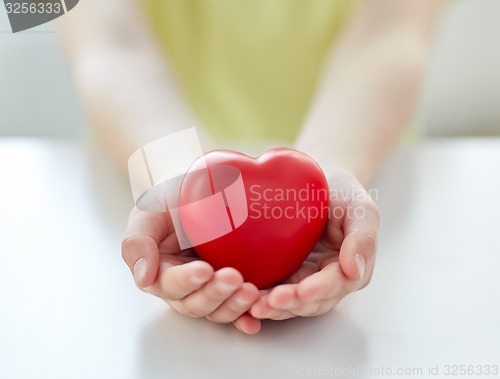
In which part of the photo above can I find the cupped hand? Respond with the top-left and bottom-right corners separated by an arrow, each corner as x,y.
249,169 -> 380,320
121,208 -> 262,334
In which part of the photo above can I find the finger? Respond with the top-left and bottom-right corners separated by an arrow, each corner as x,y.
339,196 -> 379,281
149,260 -> 214,300
233,313 -> 261,335
176,267 -> 243,318
206,282 -> 260,323
281,260 -> 320,285
252,290 -> 341,319
267,284 -> 327,317
267,284 -> 299,309
285,297 -> 340,318
122,209 -> 171,287
296,262 -> 355,301
122,209 -> 172,287
338,230 -> 377,283
249,294 -> 295,320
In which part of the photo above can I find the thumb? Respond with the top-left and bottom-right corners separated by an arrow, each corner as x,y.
121,209 -> 169,288
339,229 -> 377,283
122,233 -> 161,288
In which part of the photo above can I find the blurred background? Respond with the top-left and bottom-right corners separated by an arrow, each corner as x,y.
0,0 -> 499,139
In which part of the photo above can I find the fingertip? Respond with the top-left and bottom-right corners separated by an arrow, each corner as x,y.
234,314 -> 261,335
122,233 -> 161,289
339,229 -> 376,281
268,285 -> 296,308
134,257 -> 161,288
187,260 -> 215,281
297,277 -> 322,301
215,266 -> 244,287
239,282 -> 260,301
157,260 -> 213,301
339,254 -> 361,281
249,296 -> 273,319
242,281 -> 259,293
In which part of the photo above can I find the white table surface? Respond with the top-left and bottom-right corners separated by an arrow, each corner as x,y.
1,138 -> 499,379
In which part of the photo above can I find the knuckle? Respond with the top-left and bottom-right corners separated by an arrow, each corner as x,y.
167,277 -> 188,301
204,313 -> 217,322
187,311 -> 206,319
294,301 -> 321,317
159,282 -> 185,302
205,313 -> 231,324
160,289 -> 180,302
359,198 -> 380,225
360,229 -> 378,254
206,287 -> 233,302
311,301 -> 332,317
227,299 -> 247,313
179,304 -> 206,319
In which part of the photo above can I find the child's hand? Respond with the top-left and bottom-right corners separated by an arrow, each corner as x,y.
121,209 -> 262,334
249,169 -> 380,320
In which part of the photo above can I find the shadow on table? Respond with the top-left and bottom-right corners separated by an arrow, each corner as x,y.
138,307 -> 368,379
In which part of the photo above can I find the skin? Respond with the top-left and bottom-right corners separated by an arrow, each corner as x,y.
58,0 -> 442,333
122,169 -> 379,334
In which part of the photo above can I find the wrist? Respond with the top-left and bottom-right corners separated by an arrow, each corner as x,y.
294,143 -> 372,187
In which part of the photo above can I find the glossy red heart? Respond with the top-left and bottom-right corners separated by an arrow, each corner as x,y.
178,148 -> 329,289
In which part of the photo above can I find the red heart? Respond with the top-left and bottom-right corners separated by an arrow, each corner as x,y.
178,148 -> 329,289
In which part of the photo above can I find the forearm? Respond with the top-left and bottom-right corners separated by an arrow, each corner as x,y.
71,50 -> 205,171
296,33 -> 427,185
296,0 -> 443,185
56,0 -> 209,171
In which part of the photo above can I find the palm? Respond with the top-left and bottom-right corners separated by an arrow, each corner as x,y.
128,208 -> 263,334
281,227 -> 342,286
249,170 -> 379,320
124,169 -> 378,328
280,172 -> 352,286
156,213 -> 203,266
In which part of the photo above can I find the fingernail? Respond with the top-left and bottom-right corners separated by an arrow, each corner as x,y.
134,257 -> 150,287
235,295 -> 251,307
191,275 -> 210,285
214,280 -> 238,294
354,254 -> 365,280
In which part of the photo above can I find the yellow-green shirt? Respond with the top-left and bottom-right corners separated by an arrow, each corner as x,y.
138,0 -> 358,143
